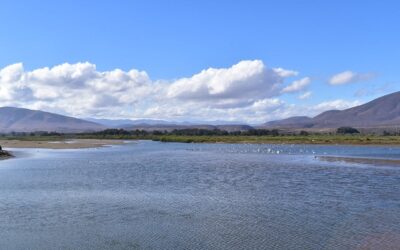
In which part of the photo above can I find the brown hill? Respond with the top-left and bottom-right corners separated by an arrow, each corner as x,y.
0,107 -> 105,133
265,91 -> 400,129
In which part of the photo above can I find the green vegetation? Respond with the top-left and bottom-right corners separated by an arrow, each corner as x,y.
153,134 -> 400,145
336,127 -> 360,134
1,128 -> 400,145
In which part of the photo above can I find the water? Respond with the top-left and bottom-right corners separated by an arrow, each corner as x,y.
1,141 -> 400,249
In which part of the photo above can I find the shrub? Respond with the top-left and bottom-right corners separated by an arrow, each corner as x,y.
299,130 -> 309,136
336,127 -> 360,134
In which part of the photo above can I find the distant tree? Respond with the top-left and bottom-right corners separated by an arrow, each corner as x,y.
336,127 -> 360,134
299,130 -> 309,136
95,129 -> 131,136
152,130 -> 163,135
229,131 -> 242,136
270,129 -> 280,136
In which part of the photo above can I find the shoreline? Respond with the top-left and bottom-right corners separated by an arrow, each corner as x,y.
154,137 -> 400,146
0,139 -> 126,149
1,137 -> 400,148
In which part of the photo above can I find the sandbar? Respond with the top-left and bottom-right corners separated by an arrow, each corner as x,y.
0,139 -> 126,149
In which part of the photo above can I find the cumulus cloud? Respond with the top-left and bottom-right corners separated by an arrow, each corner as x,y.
166,60 -> 296,108
281,77 -> 311,93
0,62 -> 153,117
0,60 -> 364,124
329,70 -> 374,85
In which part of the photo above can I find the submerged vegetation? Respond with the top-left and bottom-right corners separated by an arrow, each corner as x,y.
1,128 -> 400,145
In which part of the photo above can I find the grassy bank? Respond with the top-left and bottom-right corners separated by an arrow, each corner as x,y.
152,135 -> 400,145
1,134 -> 400,145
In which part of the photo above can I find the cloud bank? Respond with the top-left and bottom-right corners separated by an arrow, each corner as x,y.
0,60 -> 361,123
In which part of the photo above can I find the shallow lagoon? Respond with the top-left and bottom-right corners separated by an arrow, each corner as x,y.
1,141 -> 400,249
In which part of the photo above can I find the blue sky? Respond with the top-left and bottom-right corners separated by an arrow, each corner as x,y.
0,0 -> 399,123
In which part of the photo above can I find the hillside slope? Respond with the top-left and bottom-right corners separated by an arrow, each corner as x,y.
265,91 -> 400,129
0,107 -> 105,133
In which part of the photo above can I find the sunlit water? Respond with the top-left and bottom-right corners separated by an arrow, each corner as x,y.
1,141 -> 400,249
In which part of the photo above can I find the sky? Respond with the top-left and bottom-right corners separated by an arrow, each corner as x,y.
0,0 -> 399,124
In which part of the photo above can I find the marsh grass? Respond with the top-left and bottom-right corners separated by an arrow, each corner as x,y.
152,135 -> 400,145
2,134 -> 400,145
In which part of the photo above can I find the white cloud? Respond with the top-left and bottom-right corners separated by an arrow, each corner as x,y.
273,67 -> 298,78
0,62 -> 153,117
166,60 -> 294,108
329,70 -> 374,85
313,99 -> 361,111
298,91 -> 312,100
281,77 -> 311,93
0,60 -> 365,124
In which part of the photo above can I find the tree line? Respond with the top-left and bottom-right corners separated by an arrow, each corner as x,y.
4,126 -> 398,138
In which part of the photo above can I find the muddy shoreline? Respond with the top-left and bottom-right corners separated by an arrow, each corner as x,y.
0,139 -> 126,149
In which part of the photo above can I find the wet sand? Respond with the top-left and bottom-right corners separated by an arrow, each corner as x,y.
0,139 -> 126,149
318,155 -> 400,166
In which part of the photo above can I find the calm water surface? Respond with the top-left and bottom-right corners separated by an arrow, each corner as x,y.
1,141 -> 400,249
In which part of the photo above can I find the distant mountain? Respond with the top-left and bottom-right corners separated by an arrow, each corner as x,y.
215,124 -> 254,132
86,118 -> 179,128
124,124 -> 254,132
265,116 -> 313,128
265,91 -> 400,129
0,107 -> 105,133
88,117 -> 252,130
186,120 -> 250,126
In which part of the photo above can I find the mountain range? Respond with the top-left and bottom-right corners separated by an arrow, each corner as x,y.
122,124 -> 253,132
86,118 -> 194,128
1,91 -> 400,133
265,91 -> 400,129
0,107 -> 253,133
87,118 -> 250,128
